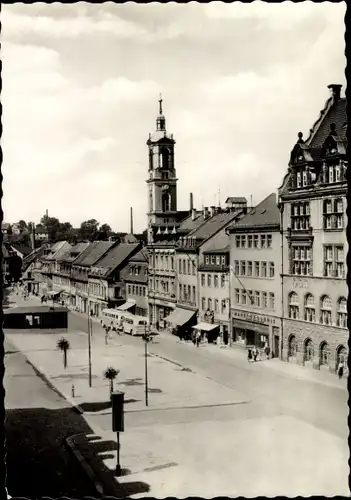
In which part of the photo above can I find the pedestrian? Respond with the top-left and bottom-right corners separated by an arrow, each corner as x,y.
192,331 -> 196,346
156,320 -> 159,331
265,345 -> 270,359
337,360 -> 344,380
247,348 -> 252,362
196,331 -> 201,347
253,347 -> 258,362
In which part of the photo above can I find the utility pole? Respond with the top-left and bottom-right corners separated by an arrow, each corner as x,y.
87,284 -> 92,387
143,327 -> 149,407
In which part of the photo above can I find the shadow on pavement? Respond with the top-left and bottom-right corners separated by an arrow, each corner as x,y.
118,377 -> 144,386
80,400 -> 112,412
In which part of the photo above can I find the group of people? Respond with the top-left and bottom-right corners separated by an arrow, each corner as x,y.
191,330 -> 202,347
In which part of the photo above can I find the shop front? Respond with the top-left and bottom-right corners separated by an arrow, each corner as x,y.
192,321 -> 220,343
231,309 -> 279,351
164,306 -> 197,339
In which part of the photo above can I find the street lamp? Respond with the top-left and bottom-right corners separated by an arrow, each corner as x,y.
87,281 -> 92,387
142,328 -> 151,407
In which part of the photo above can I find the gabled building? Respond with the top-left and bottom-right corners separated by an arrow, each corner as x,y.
124,248 -> 149,317
70,241 -> 118,314
38,241 -> 72,296
278,84 -> 347,373
227,193 -> 282,355
88,242 -> 141,316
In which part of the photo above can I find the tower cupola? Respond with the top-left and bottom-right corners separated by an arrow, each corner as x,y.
156,94 -> 166,131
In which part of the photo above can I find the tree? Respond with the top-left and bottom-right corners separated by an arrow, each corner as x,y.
40,215 -> 60,242
8,253 -> 22,282
79,219 -> 99,241
94,223 -> 112,241
57,337 -> 70,369
103,366 -> 120,397
18,220 -> 27,231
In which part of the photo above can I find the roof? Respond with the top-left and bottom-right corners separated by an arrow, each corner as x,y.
2,243 -> 11,258
227,193 -> 280,231
177,211 -> 206,234
90,243 -> 140,277
59,242 -> 91,263
35,225 -> 48,234
225,197 -> 247,204
10,244 -> 33,257
73,241 -> 116,267
187,210 -> 242,241
4,305 -> 69,315
129,248 -> 148,263
124,233 -> 138,244
202,246 -> 230,255
2,222 -> 10,230
307,97 -> 347,148
45,241 -> 72,261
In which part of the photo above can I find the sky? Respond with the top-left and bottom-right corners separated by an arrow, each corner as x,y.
1,2 -> 346,233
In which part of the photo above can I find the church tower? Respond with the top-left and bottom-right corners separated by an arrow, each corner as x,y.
146,95 -> 178,244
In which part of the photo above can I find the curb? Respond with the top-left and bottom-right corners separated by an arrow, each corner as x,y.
24,357 -> 84,414
65,435 -> 104,497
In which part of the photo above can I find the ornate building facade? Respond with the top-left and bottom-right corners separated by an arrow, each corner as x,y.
278,84 -> 348,373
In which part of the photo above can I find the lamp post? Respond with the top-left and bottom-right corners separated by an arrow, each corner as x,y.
87,282 -> 92,387
142,327 -> 150,407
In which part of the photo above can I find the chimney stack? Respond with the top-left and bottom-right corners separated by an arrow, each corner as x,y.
328,84 -> 342,102
203,207 -> 209,219
46,209 -> 48,217
30,222 -> 35,251
130,207 -> 134,235
192,208 -> 196,221
189,192 -> 194,212
209,206 -> 215,217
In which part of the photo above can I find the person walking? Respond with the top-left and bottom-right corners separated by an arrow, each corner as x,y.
253,347 -> 258,362
196,330 -> 201,348
192,331 -> 196,346
156,320 -> 159,331
247,348 -> 252,363
337,360 -> 344,380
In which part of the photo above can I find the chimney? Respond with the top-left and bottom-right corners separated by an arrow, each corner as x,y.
130,207 -> 134,234
189,192 -> 194,212
328,84 -> 342,102
191,208 -> 196,221
46,209 -> 48,217
203,207 -> 209,219
209,206 -> 215,217
30,222 -> 35,251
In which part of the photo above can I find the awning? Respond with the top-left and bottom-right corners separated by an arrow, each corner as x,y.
116,299 -> 136,311
232,319 -> 269,335
47,290 -> 64,297
164,307 -> 196,327
193,322 -> 219,332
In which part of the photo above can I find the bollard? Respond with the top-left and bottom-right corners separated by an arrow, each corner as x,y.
71,384 -> 75,398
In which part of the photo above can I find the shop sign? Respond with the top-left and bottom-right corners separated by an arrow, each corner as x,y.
231,309 -> 276,325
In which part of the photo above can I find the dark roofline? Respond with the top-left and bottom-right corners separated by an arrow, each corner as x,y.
227,223 -> 280,233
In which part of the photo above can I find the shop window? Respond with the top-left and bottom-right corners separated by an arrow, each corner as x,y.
320,295 -> 332,325
320,342 -> 330,366
304,293 -> 315,322
288,335 -> 297,357
337,297 -> 347,328
304,338 -> 314,362
288,292 -> 299,319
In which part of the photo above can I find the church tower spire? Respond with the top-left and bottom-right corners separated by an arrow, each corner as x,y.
156,93 -> 166,131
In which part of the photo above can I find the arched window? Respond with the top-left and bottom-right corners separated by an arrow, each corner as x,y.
336,345 -> 347,366
320,342 -> 330,366
288,335 -> 297,358
160,148 -> 169,169
304,338 -> 314,362
288,292 -> 299,319
320,295 -> 332,325
304,294 -> 315,322
337,297 -> 347,328
162,193 -> 170,212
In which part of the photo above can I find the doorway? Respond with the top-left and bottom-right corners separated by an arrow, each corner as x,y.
274,335 -> 280,358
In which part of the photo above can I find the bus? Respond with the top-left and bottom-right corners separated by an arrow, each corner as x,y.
120,312 -> 148,336
101,309 -> 122,331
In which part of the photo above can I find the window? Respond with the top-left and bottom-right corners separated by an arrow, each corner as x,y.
171,257 -> 174,270
128,285 -> 131,294
324,245 -> 344,278
247,261 -> 252,277
262,291 -> 267,308
337,297 -> 347,328
255,261 -> 260,277
207,275 -> 212,287
208,298 -> 212,310
241,289 -> 247,305
178,260 -> 182,274
255,291 -> 260,307
267,235 -> 272,248
221,256 -> 226,265
214,275 -> 218,288
205,256 -> 209,265
241,235 -> 246,248
248,235 -> 253,248
320,342 -> 330,366
216,256 -> 220,265
288,292 -> 299,318
254,235 -> 259,248
269,293 -> 275,309
260,235 -> 266,248
296,172 -> 301,188
240,261 -> 246,276
337,345 -> 348,366
269,262 -> 275,277
288,335 -> 297,358
179,284 -> 182,299
236,236 -> 241,248
304,339 -> 314,362
192,286 -> 196,302
234,260 -> 240,276
235,289 -> 240,304
187,260 -> 191,275
214,299 -> 219,313
304,294 -> 315,322
211,256 -> 215,265
302,171 -> 307,187
261,262 -> 267,277
202,298 -> 206,310
201,274 -> 205,286
221,274 -> 225,288
221,299 -> 227,313
247,290 -> 253,305
291,202 -> 310,231
323,198 -> 344,230
292,245 -> 312,276
320,295 -> 332,325
132,285 -> 135,295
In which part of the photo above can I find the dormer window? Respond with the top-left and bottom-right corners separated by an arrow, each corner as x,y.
296,172 -> 302,188
302,171 -> 307,187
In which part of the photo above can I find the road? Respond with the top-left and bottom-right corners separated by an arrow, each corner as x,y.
69,312 -> 348,440
5,337 -> 98,499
